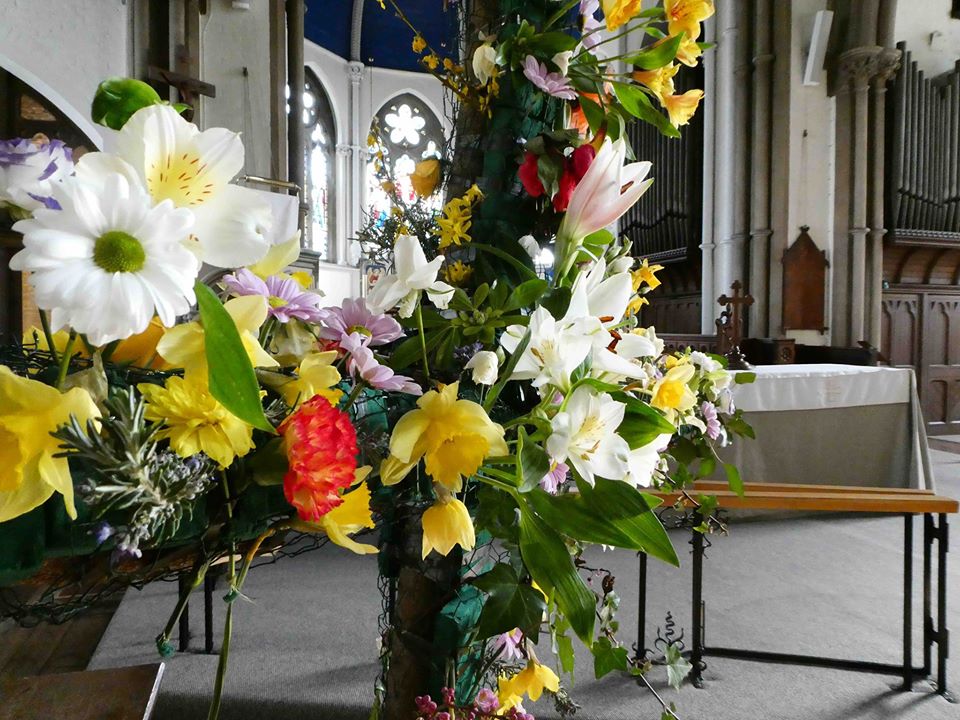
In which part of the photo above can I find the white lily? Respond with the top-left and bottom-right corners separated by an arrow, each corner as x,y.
624,433 -> 673,488
555,138 -> 653,277
501,307 -> 600,392
546,386 -> 631,486
366,234 -> 454,317
101,104 -> 273,268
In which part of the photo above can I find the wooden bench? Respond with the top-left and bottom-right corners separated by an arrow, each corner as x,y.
638,482 -> 958,700
0,663 -> 164,719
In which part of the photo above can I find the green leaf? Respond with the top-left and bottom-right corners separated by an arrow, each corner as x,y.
504,278 -> 548,312
618,396 -> 675,449
471,243 -> 539,281
472,563 -> 547,639
518,428 -> 551,492
388,327 -> 449,371
592,636 -> 629,679
537,153 -> 564,199
664,642 -> 693,689
527,481 -> 679,566
734,371 -> 757,384
194,282 -> 274,433
579,95 -> 605,134
249,437 -> 287,486
724,462 -> 744,497
553,615 -> 576,674
91,77 -> 163,130
623,34 -> 682,70
484,328 -> 530,412
518,502 -> 596,643
611,82 -> 680,138
473,283 -> 490,307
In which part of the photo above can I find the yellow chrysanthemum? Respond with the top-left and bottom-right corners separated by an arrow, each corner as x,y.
498,660 -> 560,710
444,260 -> 474,286
139,375 -> 256,468
664,0 -> 715,42
602,0 -> 644,31
278,351 -> 343,408
0,366 -> 100,522
382,381 -> 508,491
421,492 -> 475,559
157,295 -> 279,378
651,363 -> 697,419
662,89 -> 704,127
410,158 -> 441,198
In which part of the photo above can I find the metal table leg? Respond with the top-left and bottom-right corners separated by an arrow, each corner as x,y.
204,572 -> 217,654
691,519 -> 705,688
925,513 -> 934,677
901,513 -> 914,690
637,552 -> 648,662
178,574 -> 190,652
937,513 -> 954,700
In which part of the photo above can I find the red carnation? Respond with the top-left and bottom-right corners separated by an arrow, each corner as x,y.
279,395 -> 358,521
553,168 -> 577,212
570,143 -> 596,182
518,151 -> 545,198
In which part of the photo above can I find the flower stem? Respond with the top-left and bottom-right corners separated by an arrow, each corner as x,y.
55,330 -> 77,390
343,382 -> 365,410
39,310 -> 58,365
414,301 -> 431,380
207,474 -> 237,720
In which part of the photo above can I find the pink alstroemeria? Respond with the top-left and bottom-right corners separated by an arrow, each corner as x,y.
540,461 -> 569,494
316,297 -> 403,346
340,332 -> 422,395
555,138 -> 653,273
522,55 -> 578,101
493,628 -> 525,661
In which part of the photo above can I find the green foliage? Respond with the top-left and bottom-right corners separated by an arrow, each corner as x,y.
91,77 -> 167,130
194,282 -> 274,433
664,643 -> 693,689
724,462 -> 744,497
517,427 -> 551,492
618,395 -> 676,449
611,82 -> 680,139
592,636 -> 629,679
472,563 -> 547,639
623,33 -> 682,70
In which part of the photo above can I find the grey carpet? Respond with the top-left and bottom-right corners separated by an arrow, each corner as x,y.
89,449 -> 960,720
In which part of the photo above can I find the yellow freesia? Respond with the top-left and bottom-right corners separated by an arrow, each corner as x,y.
278,351 -> 343,408
410,158 -> 441,198
293,470 -> 378,555
247,233 -> 302,279
383,381 -> 508,491
633,258 -> 663,291
665,0 -> 715,42
627,294 -> 649,317
139,375 -> 256,468
157,295 -> 279,378
602,0 -> 644,31
662,89 -> 704,127
498,660 -> 560,710
651,363 -> 697,419
0,366 -> 100,522
110,316 -> 168,369
421,492 -> 475,559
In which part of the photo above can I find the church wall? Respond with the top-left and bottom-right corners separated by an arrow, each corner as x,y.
0,0 -> 132,148
894,0 -> 960,76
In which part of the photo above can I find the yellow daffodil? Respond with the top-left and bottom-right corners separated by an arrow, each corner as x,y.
421,490 -> 475,558
382,381 -> 508,491
139,375 -> 256,467
410,158 -> 441,198
665,0 -> 715,42
0,366 -> 100,522
498,660 -> 560,710
651,363 -> 697,419
412,35 -> 427,53
632,64 -> 679,104
293,469 -> 377,555
278,351 -> 342,408
247,234 -> 302,279
675,34 -> 704,67
157,295 -> 279,378
662,89 -> 704,127
444,260 -> 474,286
633,258 -> 664,291
602,0 -> 644,31
664,354 -> 689,370
110,316 -> 168,369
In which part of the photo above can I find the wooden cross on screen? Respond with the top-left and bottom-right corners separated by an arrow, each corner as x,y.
146,66 -> 216,121
716,281 -> 755,369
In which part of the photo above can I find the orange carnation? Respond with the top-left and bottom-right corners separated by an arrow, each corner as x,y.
279,395 -> 358,521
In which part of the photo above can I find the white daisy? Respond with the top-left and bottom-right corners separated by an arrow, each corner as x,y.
10,170 -> 199,345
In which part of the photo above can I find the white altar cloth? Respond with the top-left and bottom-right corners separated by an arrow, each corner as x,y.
720,364 -> 934,490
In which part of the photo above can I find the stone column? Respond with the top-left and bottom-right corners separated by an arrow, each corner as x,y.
347,61 -> 365,253
749,0 -> 774,337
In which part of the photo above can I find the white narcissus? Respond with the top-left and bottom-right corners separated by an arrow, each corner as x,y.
104,104 -> 273,268
10,170 -> 199,345
366,234 -> 454,317
546,386 -> 631,486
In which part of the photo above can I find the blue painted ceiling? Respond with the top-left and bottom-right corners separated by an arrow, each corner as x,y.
304,0 -> 459,73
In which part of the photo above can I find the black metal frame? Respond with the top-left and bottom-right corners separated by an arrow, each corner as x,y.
637,512 -> 955,701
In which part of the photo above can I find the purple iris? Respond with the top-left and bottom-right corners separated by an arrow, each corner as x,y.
316,297 -> 403,346
221,268 -> 324,323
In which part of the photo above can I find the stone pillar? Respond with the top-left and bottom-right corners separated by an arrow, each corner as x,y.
347,60 -> 365,254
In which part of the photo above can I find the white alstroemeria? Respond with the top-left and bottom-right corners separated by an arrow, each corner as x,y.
552,50 -> 573,76
690,351 -> 722,373
567,257 -> 632,327
500,307 -> 600,391
366,234 -> 454,317
624,433 -> 673,488
465,349 -> 499,385
10,171 -> 199,345
518,234 -> 540,260
106,104 -> 273,268
546,386 -> 631,486
610,255 -> 635,274
555,138 -> 653,275
472,43 -> 498,84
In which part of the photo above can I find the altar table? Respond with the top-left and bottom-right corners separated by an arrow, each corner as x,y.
721,364 -> 933,490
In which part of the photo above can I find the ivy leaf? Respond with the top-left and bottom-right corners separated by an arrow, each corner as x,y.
518,502 -> 596,643
592,636 -> 629,679
194,282 -> 274,433
664,643 -> 693,689
472,563 -> 547,640
91,77 -> 164,130
724,462 -> 744,497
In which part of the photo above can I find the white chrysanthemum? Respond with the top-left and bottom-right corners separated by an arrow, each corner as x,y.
10,171 -> 199,345
89,104 -> 273,268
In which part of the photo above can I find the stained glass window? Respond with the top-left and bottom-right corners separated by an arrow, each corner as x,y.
302,70 -> 336,260
366,94 -> 444,229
